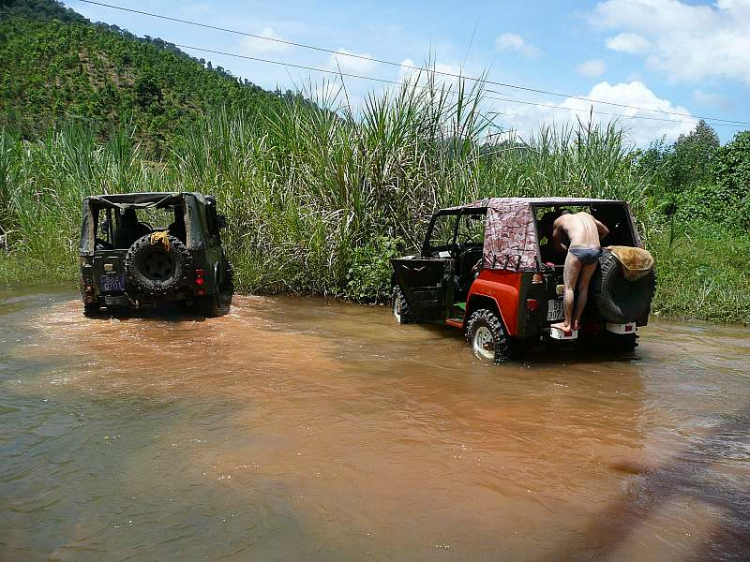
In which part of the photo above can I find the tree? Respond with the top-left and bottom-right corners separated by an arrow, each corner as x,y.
664,120 -> 720,192
714,130 -> 750,224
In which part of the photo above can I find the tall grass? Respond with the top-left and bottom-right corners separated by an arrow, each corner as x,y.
0,78 -> 747,322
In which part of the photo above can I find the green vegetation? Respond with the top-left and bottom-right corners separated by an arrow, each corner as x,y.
0,0 -> 748,324
2,90 -> 749,322
0,0 -> 285,154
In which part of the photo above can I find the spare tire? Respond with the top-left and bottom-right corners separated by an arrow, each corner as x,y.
125,233 -> 193,297
591,249 -> 656,323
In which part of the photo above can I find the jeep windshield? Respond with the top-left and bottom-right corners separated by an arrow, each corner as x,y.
424,209 -> 487,256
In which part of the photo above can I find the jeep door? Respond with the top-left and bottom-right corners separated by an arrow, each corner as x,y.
391,211 -> 458,323
392,258 -> 453,323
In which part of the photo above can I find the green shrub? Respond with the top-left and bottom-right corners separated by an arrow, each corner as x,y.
345,236 -> 404,302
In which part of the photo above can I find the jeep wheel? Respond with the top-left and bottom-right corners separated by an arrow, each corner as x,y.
83,303 -> 100,318
392,285 -> 414,325
465,308 -> 514,364
592,250 -> 656,324
197,260 -> 234,317
125,233 -> 193,297
605,332 -> 638,352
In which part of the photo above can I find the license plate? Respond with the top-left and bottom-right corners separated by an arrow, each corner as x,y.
100,274 -> 124,294
547,299 -> 564,321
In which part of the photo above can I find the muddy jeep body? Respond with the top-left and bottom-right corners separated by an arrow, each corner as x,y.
391,197 -> 655,362
79,192 -> 233,316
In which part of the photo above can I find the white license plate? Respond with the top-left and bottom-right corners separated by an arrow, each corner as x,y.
547,299 -> 564,321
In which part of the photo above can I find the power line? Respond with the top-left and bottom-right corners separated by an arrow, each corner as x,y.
172,43 -> 737,128
76,0 -> 749,127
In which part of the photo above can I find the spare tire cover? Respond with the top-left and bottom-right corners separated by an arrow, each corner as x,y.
125,233 -> 193,296
591,249 -> 656,323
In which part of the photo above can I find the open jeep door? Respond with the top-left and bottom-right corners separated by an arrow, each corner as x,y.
391,210 -> 461,323
392,257 -> 453,323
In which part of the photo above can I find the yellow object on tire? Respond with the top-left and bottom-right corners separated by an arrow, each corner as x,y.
150,230 -> 171,251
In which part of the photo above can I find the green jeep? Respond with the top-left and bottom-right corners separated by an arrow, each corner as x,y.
79,192 -> 233,317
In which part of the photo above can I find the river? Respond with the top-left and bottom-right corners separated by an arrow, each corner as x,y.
1,289 -> 749,561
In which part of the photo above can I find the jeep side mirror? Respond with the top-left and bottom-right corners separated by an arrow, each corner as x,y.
217,214 -> 227,229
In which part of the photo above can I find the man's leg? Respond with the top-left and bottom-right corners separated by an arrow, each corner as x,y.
573,262 -> 597,330
552,251 -> 581,331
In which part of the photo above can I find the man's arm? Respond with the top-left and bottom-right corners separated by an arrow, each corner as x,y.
594,219 -> 609,240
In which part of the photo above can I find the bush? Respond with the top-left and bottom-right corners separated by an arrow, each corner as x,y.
345,236 -> 404,303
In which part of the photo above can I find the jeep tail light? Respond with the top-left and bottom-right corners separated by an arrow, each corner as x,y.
195,269 -> 205,286
526,298 -> 539,312
532,273 -> 544,284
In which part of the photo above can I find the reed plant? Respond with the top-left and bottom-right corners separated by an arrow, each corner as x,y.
0,77 -> 747,323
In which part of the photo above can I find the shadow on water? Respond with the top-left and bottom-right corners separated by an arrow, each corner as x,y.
536,407 -> 750,562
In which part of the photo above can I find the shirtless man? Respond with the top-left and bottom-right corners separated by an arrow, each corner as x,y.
550,210 -> 609,333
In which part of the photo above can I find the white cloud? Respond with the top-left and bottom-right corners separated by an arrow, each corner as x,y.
592,0 -> 750,84
493,81 -> 694,147
605,32 -> 651,54
576,59 -> 607,77
693,89 -> 734,110
495,32 -> 541,58
239,27 -> 291,56
327,48 -> 377,75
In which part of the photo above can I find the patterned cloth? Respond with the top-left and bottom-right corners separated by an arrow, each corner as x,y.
483,201 -> 539,271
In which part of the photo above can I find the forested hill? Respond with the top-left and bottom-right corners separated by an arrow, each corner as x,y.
0,0 -> 285,153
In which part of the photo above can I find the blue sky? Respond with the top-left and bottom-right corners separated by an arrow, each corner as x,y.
65,0 -> 750,145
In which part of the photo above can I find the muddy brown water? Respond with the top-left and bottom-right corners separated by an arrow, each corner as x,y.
1,289 -> 749,562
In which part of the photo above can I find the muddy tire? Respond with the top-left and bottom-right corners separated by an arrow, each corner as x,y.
197,260 -> 234,317
591,250 -> 656,324
465,308 -> 515,364
83,303 -> 100,318
392,285 -> 414,325
125,234 -> 193,297
605,332 -> 638,352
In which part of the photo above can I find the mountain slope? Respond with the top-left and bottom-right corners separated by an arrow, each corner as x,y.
0,0 -> 283,153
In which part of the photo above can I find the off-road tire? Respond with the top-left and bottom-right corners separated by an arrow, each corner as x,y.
605,332 -> 638,352
465,308 -> 515,364
591,250 -> 656,324
125,234 -> 193,297
391,285 -> 414,325
197,260 -> 234,317
83,303 -> 100,318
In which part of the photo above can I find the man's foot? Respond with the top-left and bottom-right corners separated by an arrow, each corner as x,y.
573,320 -> 582,331
551,322 -> 570,331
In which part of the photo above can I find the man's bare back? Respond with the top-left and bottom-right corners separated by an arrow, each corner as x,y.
553,212 -> 608,251
550,211 -> 609,332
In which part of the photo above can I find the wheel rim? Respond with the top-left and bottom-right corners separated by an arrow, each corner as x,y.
473,326 -> 495,361
142,250 -> 176,281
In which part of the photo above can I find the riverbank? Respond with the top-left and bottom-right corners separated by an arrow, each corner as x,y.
2,221 -> 749,325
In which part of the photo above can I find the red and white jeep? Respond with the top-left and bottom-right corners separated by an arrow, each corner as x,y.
391,197 -> 656,363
